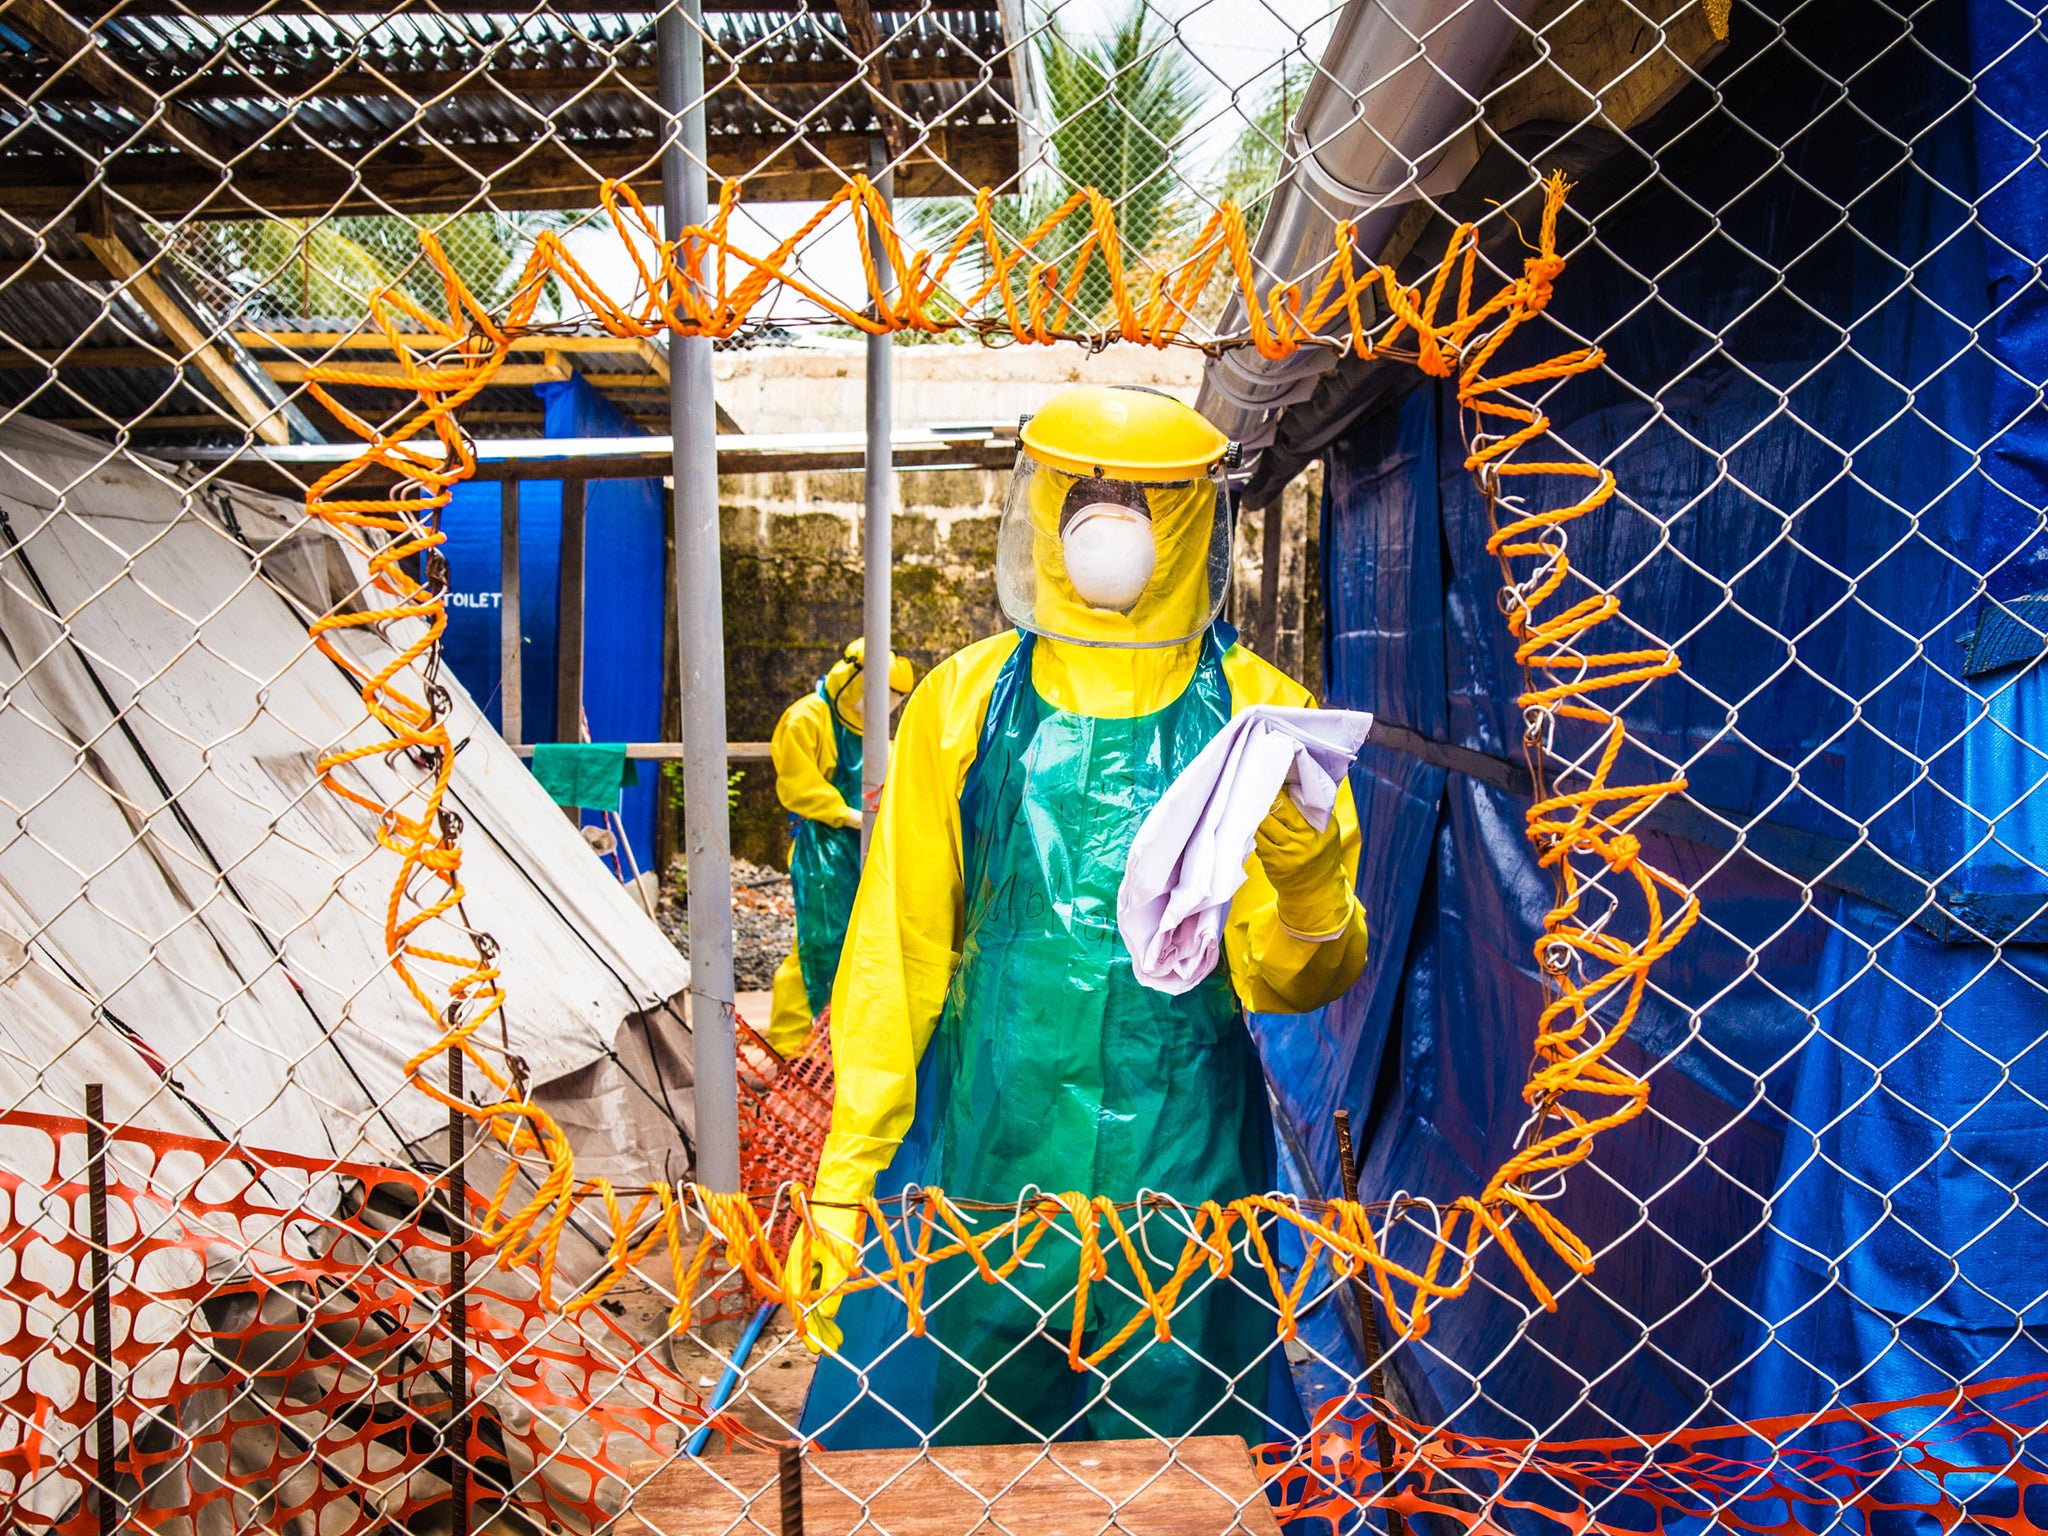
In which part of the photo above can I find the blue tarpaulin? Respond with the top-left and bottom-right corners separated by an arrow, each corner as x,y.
439,375 -> 665,872
1264,0 -> 2048,1443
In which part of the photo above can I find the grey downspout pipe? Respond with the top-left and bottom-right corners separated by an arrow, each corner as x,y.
1196,0 -> 1540,454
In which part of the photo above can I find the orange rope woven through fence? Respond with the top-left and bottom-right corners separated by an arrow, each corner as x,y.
297,169 -> 1697,1356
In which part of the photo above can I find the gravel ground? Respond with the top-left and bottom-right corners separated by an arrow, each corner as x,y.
659,859 -> 795,991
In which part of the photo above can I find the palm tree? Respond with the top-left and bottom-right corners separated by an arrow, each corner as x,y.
1212,56 -> 1312,248
908,1 -> 1207,328
174,210 -> 577,326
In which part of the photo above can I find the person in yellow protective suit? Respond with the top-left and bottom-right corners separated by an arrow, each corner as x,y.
789,385 -> 1370,1450
765,638 -> 915,1058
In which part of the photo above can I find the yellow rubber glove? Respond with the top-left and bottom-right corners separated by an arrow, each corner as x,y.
1253,788 -> 1355,940
783,1203 -> 865,1355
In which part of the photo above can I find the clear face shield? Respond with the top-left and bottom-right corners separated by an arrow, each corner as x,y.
995,455 -> 1232,648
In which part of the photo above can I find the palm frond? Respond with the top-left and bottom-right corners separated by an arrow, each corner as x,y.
905,0 -> 1207,328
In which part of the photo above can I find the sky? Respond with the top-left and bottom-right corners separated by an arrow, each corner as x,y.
557,0 -> 1343,335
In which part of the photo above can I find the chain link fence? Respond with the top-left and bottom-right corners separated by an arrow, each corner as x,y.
2,0 -> 2045,1531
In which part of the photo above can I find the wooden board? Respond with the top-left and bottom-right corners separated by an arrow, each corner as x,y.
620,1435 -> 1286,1536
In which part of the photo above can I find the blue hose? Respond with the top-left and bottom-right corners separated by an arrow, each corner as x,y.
685,1299 -> 777,1457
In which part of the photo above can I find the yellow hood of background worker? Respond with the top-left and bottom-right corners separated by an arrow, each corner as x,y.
765,638 -> 914,1057
793,385 -> 1371,1450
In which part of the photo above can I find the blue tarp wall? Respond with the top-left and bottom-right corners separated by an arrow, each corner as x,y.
439,375 -> 666,872
1258,0 -> 2048,1442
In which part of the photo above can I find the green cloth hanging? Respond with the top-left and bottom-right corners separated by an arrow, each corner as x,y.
530,743 -> 639,812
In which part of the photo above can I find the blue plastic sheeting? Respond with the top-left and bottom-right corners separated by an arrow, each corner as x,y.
438,375 -> 665,871
1278,0 -> 2048,1447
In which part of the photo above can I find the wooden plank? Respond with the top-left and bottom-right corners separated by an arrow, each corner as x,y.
0,255 -> 112,283
11,50 -> 991,107
177,439 -> 1012,495
1488,0 -> 1727,137
0,128 -> 1020,219
66,0 -> 992,14
499,480 -> 522,749
834,0 -> 910,161
235,332 -> 657,354
555,478 -> 587,750
75,228 -> 292,446
0,343 -> 202,370
259,354 -> 571,386
619,1436 -> 1285,1536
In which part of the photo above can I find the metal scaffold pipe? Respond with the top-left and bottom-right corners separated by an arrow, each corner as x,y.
660,0 -> 741,1192
862,139 -> 895,861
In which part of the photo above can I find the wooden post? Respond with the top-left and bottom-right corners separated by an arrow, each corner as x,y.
500,480 -> 522,747
1335,1108 -> 1405,1536
555,478 -> 587,825
1259,499 -> 1286,669
555,477 -> 587,746
84,1084 -> 117,1536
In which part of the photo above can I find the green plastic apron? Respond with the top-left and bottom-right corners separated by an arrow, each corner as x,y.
801,628 -> 1296,1448
788,680 -> 863,1014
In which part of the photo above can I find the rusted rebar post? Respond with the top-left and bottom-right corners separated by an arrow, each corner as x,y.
1335,1108 -> 1406,1536
778,1440 -> 804,1536
448,1046 -> 469,1536
84,1083 -> 116,1536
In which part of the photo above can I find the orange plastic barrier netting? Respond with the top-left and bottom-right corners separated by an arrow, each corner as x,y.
298,168 -> 1698,1350
1255,1373 -> 2048,1536
738,1009 -> 834,1244
686,1008 -> 838,1325
0,1111 -> 745,1536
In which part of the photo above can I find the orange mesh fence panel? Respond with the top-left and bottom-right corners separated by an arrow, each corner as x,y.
738,1008 -> 834,1255
1255,1375 -> 2048,1536
0,1110 -> 745,1536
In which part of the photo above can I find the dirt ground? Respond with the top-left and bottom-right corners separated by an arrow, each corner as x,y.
596,1276 -> 818,1447
669,1316 -> 818,1445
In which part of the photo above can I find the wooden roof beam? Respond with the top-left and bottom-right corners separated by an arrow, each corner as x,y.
833,0 -> 909,161
2,49 -> 999,104
75,225 -> 294,444
0,126 -> 1012,216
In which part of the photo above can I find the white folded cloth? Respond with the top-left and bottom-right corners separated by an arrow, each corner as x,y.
1118,705 -> 1374,995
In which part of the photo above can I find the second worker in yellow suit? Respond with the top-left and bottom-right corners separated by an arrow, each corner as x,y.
790,386 -> 1371,1449
766,638 -> 915,1058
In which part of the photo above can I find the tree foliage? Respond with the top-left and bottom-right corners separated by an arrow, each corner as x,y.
907,0 -> 1207,326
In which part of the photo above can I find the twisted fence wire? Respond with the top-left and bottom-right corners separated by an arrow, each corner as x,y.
0,0 -> 2043,1532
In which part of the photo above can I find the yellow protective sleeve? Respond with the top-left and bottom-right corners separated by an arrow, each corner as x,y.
811,632 -> 1019,1206
810,631 -> 1369,1210
766,945 -> 813,1058
771,691 -> 859,830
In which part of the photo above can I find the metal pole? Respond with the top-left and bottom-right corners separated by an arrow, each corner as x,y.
447,1048 -> 469,1536
84,1083 -> 116,1536
499,480 -> 522,746
1335,1108 -> 1406,1536
861,138 -> 893,862
660,0 -> 740,1191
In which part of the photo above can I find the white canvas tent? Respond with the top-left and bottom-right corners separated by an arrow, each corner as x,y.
0,417 -> 692,1190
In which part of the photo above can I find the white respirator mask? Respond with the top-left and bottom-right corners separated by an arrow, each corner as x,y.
1060,503 -> 1157,611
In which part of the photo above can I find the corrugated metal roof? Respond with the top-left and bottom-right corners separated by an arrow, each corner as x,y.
0,3 -> 1021,444
0,7 -> 1021,195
